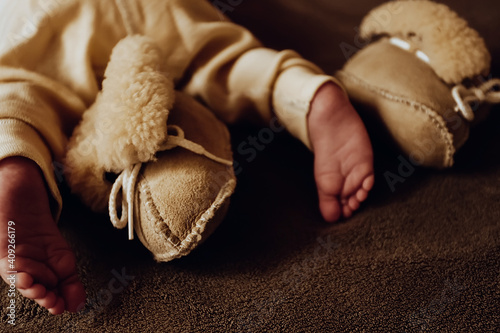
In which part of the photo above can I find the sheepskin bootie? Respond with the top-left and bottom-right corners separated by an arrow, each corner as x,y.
65,35 -> 236,262
336,0 -> 500,168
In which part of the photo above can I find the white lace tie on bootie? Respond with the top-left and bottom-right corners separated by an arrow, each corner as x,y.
108,125 -> 233,240
388,37 -> 500,122
452,79 -> 500,121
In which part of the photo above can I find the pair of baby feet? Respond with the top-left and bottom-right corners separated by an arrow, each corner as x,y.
0,82 -> 374,314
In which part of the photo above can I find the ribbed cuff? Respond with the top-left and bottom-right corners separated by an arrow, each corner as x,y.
272,66 -> 346,150
0,119 -> 62,220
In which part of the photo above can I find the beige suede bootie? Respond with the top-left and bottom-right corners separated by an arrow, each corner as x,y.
116,91 -> 236,262
65,35 -> 236,262
336,0 -> 500,168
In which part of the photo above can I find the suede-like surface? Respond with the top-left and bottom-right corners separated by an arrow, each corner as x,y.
336,39 -> 466,168
1,0 -> 499,332
134,92 -> 236,262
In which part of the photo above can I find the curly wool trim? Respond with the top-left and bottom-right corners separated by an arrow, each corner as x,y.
360,0 -> 491,84
65,35 -> 174,212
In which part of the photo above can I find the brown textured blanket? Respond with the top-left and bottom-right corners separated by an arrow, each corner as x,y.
1,0 -> 499,332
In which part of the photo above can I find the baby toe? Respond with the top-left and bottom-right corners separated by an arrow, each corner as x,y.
16,257 -> 58,289
48,297 -> 66,315
348,196 -> 360,211
342,205 -> 353,218
35,290 -> 58,310
61,277 -> 87,313
18,282 -> 47,300
362,175 -> 375,192
14,271 -> 34,290
356,188 -> 368,202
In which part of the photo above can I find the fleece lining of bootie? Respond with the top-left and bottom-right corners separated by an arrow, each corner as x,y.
360,0 -> 491,84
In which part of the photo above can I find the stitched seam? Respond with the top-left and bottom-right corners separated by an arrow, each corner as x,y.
138,176 -> 236,259
154,178 -> 236,261
139,182 -> 181,247
337,71 -> 455,166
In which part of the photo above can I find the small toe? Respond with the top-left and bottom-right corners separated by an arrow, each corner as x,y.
348,197 -> 360,211
362,175 -> 375,192
48,297 -> 66,315
18,282 -> 47,300
14,272 -> 34,290
15,257 -> 58,289
35,290 -> 58,310
356,189 -> 368,202
61,277 -> 87,313
342,205 -> 352,218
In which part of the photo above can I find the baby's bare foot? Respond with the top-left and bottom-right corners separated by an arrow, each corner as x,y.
308,82 -> 374,222
0,157 -> 85,315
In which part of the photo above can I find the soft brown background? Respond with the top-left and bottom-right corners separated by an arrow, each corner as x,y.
1,0 -> 499,332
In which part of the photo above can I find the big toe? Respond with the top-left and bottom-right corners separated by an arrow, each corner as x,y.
316,172 -> 345,223
61,276 -> 86,312
319,195 -> 342,223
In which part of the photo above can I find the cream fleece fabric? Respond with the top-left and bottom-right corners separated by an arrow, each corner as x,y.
0,0 -> 340,220
64,35 -> 176,212
360,0 -> 491,84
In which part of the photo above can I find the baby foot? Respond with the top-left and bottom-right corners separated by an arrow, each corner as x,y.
0,157 -> 86,315
308,82 -> 374,222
